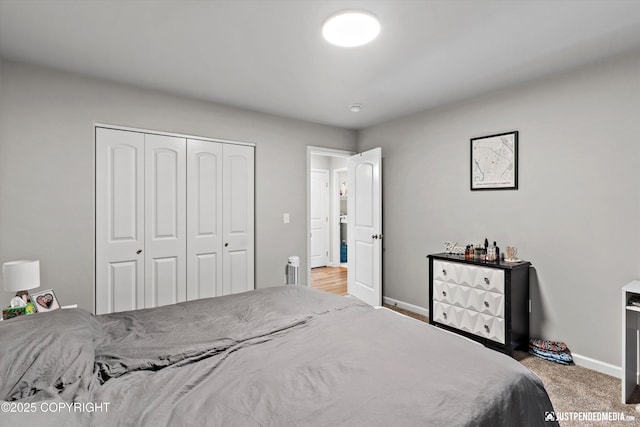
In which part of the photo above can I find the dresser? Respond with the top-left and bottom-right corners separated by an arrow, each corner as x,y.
427,253 -> 530,355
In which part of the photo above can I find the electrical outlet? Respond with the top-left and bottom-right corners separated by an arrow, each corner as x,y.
283,213 -> 290,224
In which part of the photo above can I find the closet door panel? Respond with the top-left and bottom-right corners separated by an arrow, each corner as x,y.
227,250 -> 249,295
95,128 -> 145,314
223,144 -> 254,295
152,256 -> 179,307
194,253 -> 219,299
108,261 -> 138,313
145,134 -> 187,307
187,139 -> 223,300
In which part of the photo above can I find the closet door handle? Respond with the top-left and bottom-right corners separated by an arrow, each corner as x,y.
224,243 -> 229,247
136,249 -> 143,255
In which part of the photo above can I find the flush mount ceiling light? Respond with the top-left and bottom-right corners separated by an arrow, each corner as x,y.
322,10 -> 380,47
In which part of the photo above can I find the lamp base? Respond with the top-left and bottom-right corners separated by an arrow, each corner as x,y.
14,290 -> 32,304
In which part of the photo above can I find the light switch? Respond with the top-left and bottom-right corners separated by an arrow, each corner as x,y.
283,213 -> 290,224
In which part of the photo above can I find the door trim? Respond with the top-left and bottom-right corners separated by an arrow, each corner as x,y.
95,122 -> 256,147
306,146 -> 354,287
332,167 -> 347,267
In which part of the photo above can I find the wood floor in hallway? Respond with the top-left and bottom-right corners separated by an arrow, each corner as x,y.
310,266 -> 428,323
311,266 -> 347,295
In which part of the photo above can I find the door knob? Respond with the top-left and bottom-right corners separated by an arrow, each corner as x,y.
224,243 -> 229,247
136,249 -> 142,254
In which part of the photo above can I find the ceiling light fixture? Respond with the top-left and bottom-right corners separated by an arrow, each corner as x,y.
349,104 -> 362,113
322,10 -> 380,47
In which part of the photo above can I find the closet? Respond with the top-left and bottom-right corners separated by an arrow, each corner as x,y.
95,127 -> 254,314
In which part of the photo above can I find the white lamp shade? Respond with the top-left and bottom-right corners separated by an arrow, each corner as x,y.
3,260 -> 40,292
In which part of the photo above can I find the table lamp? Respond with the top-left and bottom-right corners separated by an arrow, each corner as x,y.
3,260 -> 40,306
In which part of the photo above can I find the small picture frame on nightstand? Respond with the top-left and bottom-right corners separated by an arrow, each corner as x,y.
31,289 -> 61,313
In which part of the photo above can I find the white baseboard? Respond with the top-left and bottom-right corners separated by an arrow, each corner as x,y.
382,296 -> 429,318
382,297 -> 622,379
571,353 -> 621,379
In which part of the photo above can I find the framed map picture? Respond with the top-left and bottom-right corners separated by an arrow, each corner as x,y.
470,131 -> 518,190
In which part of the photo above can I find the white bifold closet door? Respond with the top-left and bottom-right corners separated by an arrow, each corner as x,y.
186,139 -> 223,300
185,140 -> 255,299
96,127 -> 254,315
95,128 -> 145,314
145,134 -> 187,308
221,143 -> 255,295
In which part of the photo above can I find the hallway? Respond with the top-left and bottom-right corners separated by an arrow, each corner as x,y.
310,266 -> 347,296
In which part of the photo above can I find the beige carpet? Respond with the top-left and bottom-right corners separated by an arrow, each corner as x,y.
517,351 -> 639,427
383,305 -> 639,426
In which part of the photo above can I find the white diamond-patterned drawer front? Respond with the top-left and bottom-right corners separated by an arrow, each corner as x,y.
432,301 -> 463,327
478,291 -> 505,318
474,314 -> 506,344
432,260 -> 460,283
458,309 -> 479,334
451,284 -> 473,309
469,266 -> 505,293
433,280 -> 456,304
431,260 -> 445,281
463,288 -> 485,312
432,300 -> 447,324
433,260 -> 505,294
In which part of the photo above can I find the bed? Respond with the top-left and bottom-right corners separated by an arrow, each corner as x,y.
0,286 -> 558,426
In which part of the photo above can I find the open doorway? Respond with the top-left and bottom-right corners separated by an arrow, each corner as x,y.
307,147 -> 353,296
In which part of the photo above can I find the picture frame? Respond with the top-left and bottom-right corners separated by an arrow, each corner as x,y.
31,289 -> 61,313
470,131 -> 518,191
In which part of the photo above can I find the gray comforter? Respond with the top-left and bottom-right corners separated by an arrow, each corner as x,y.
0,286 -> 558,426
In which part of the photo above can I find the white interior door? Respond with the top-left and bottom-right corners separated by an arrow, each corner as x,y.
144,134 -> 187,308
347,148 -> 382,306
223,144 -> 255,295
310,169 -> 329,268
95,128 -> 145,315
186,139 -> 223,300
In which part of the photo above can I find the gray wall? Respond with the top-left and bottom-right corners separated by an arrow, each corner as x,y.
3,50 -> 639,368
358,50 -> 640,367
0,61 -> 357,312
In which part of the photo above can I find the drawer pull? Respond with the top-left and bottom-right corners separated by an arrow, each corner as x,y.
442,290 -> 447,297
484,301 -> 489,308
484,324 -> 490,333
442,269 -> 447,276
484,277 -> 490,285
443,312 -> 447,319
